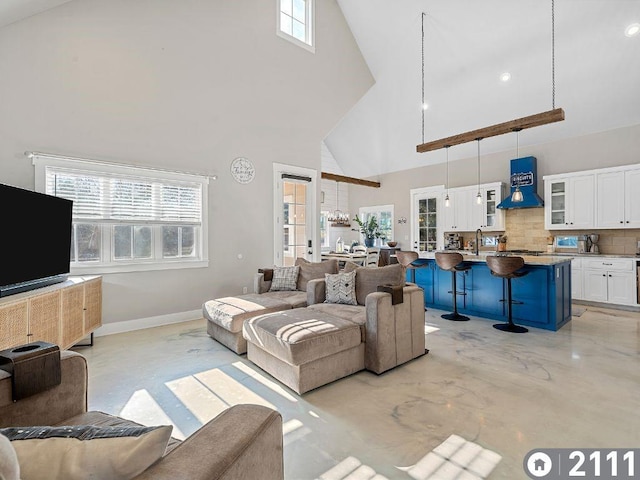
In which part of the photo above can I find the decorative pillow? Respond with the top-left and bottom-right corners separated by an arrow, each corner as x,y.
0,433 -> 20,480
269,265 -> 300,291
295,258 -> 339,291
324,271 -> 357,305
0,424 -> 172,480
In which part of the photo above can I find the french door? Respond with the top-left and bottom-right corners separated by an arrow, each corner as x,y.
410,186 -> 444,256
273,165 -> 317,266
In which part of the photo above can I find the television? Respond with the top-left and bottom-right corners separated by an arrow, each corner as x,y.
0,183 -> 73,298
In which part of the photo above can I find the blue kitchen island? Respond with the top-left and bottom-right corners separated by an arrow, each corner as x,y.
411,254 -> 572,331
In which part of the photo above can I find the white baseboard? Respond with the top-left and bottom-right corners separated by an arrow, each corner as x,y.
94,309 -> 202,337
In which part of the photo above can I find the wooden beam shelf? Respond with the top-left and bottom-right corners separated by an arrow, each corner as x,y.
321,172 -> 380,188
416,108 -> 565,153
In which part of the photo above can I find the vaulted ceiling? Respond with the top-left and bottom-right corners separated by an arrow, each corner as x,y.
329,0 -> 640,178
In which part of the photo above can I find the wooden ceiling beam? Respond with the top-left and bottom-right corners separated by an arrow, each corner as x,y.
416,108 -> 565,153
321,172 -> 380,188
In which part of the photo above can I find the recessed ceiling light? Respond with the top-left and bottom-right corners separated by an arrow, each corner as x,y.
422,103 -> 429,110
625,23 -> 640,37
500,72 -> 511,82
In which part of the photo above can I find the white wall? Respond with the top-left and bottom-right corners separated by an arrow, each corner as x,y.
0,0 -> 374,326
348,123 -> 640,249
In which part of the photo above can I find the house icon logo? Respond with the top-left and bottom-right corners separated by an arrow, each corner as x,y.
525,451 -> 552,477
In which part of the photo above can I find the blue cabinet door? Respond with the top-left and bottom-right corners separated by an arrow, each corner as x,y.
412,262 -> 435,305
510,267 -> 550,327
467,264 -> 504,317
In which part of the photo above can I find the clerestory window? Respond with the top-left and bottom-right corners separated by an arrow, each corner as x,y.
277,0 -> 314,53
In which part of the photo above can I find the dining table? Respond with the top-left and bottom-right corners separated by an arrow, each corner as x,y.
320,252 -> 367,266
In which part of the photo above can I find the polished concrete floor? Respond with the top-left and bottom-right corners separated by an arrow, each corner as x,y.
78,305 -> 640,479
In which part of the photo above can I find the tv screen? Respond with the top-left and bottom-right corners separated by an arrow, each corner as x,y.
0,183 -> 73,297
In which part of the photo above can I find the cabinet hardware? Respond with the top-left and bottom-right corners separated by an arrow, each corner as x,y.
603,263 -> 613,266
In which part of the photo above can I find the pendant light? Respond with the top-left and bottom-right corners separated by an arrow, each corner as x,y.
328,181 -> 350,226
475,138 -> 483,204
444,146 -> 450,207
511,129 -> 524,202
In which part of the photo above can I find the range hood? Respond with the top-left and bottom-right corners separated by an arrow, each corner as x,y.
497,156 -> 544,209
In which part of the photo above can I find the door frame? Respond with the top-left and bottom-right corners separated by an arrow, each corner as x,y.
273,163 -> 318,266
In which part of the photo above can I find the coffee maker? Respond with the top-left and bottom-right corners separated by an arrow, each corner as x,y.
445,233 -> 462,250
586,234 -> 600,254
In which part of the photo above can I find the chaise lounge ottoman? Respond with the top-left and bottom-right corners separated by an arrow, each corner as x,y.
204,295 -> 293,354
243,308 -> 365,395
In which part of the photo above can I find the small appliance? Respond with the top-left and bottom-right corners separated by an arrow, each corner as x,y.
577,236 -> 587,254
586,234 -> 600,253
444,233 -> 462,250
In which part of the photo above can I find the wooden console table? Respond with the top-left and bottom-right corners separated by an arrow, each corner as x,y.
0,276 -> 102,351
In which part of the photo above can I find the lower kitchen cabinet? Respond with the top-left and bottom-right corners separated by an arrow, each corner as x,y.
581,257 -> 637,306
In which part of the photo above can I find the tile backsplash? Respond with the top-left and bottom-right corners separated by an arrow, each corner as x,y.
461,207 -> 640,254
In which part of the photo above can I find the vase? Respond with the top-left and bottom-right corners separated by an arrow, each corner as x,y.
364,237 -> 374,248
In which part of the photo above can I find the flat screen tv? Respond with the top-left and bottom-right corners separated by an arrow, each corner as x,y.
0,183 -> 73,298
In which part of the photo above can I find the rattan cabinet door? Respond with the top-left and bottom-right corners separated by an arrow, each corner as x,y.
0,300 -> 29,350
28,291 -> 61,346
83,277 -> 102,334
60,284 -> 85,349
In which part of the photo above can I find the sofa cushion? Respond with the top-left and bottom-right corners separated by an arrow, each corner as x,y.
243,309 -> 361,365
203,295 -> 292,333
269,265 -> 300,291
0,424 -> 172,480
324,271 -> 357,305
0,433 -> 19,480
355,263 -> 405,306
306,303 -> 366,341
295,258 -> 339,291
260,291 -> 308,309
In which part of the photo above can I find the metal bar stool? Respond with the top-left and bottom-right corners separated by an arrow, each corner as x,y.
486,255 -> 529,333
435,252 -> 471,321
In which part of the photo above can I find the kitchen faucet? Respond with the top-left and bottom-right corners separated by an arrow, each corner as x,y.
474,229 -> 483,256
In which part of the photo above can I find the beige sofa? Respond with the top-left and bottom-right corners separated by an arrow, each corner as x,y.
243,263 -> 427,394
0,351 -> 284,480
204,258 -> 339,354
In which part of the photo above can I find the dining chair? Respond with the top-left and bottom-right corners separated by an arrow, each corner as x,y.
365,247 -> 380,268
352,245 -> 367,254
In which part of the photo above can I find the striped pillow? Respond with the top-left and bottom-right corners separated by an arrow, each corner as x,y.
324,271 -> 357,305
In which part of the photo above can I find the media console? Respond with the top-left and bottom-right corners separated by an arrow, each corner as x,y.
0,276 -> 102,350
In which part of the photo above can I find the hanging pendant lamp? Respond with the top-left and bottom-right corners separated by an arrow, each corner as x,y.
476,139 -> 483,205
328,181 -> 351,226
444,146 -> 450,207
511,129 -> 524,202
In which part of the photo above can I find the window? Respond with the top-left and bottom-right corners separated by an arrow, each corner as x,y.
556,236 -> 578,249
358,205 -> 394,242
277,0 -> 314,52
33,153 -> 209,274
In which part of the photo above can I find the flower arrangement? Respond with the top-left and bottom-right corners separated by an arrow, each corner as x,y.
354,215 -> 382,246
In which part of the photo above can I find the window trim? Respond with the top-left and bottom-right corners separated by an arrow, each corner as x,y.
276,0 -> 315,54
32,152 -> 209,274
358,204 -> 395,242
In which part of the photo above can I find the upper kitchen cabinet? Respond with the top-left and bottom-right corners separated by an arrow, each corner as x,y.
474,182 -> 505,232
544,173 -> 595,230
595,166 -> 640,229
441,182 -> 505,233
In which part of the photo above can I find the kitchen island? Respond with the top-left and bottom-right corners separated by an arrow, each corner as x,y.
412,254 -> 572,331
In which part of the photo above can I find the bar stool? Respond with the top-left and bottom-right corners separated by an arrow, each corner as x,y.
396,251 -> 419,282
435,252 -> 471,321
486,256 -> 529,333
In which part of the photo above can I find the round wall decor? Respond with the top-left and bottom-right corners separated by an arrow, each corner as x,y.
230,157 -> 255,184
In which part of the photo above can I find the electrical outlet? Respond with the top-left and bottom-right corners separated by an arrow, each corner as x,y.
242,287 -> 248,294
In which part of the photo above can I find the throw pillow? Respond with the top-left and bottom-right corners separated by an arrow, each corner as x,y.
269,265 -> 300,291
0,424 -> 172,480
295,257 -> 339,291
324,271 -> 357,305
0,433 -> 20,480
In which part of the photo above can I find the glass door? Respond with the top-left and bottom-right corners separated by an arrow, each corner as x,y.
550,181 -> 566,226
282,179 -> 309,266
412,191 -> 442,254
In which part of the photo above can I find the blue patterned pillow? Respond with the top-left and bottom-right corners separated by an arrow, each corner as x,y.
324,271 -> 357,305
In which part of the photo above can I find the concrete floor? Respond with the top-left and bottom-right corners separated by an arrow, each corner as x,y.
78,305 -> 640,480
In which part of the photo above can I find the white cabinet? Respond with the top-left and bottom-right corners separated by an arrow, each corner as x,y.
544,174 -> 595,230
443,188 -> 473,231
571,258 -> 583,300
595,167 -> 640,229
582,258 -> 637,306
474,182 -> 505,231
442,182 -> 505,232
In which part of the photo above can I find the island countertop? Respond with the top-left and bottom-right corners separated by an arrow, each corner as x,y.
420,251 -> 572,266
